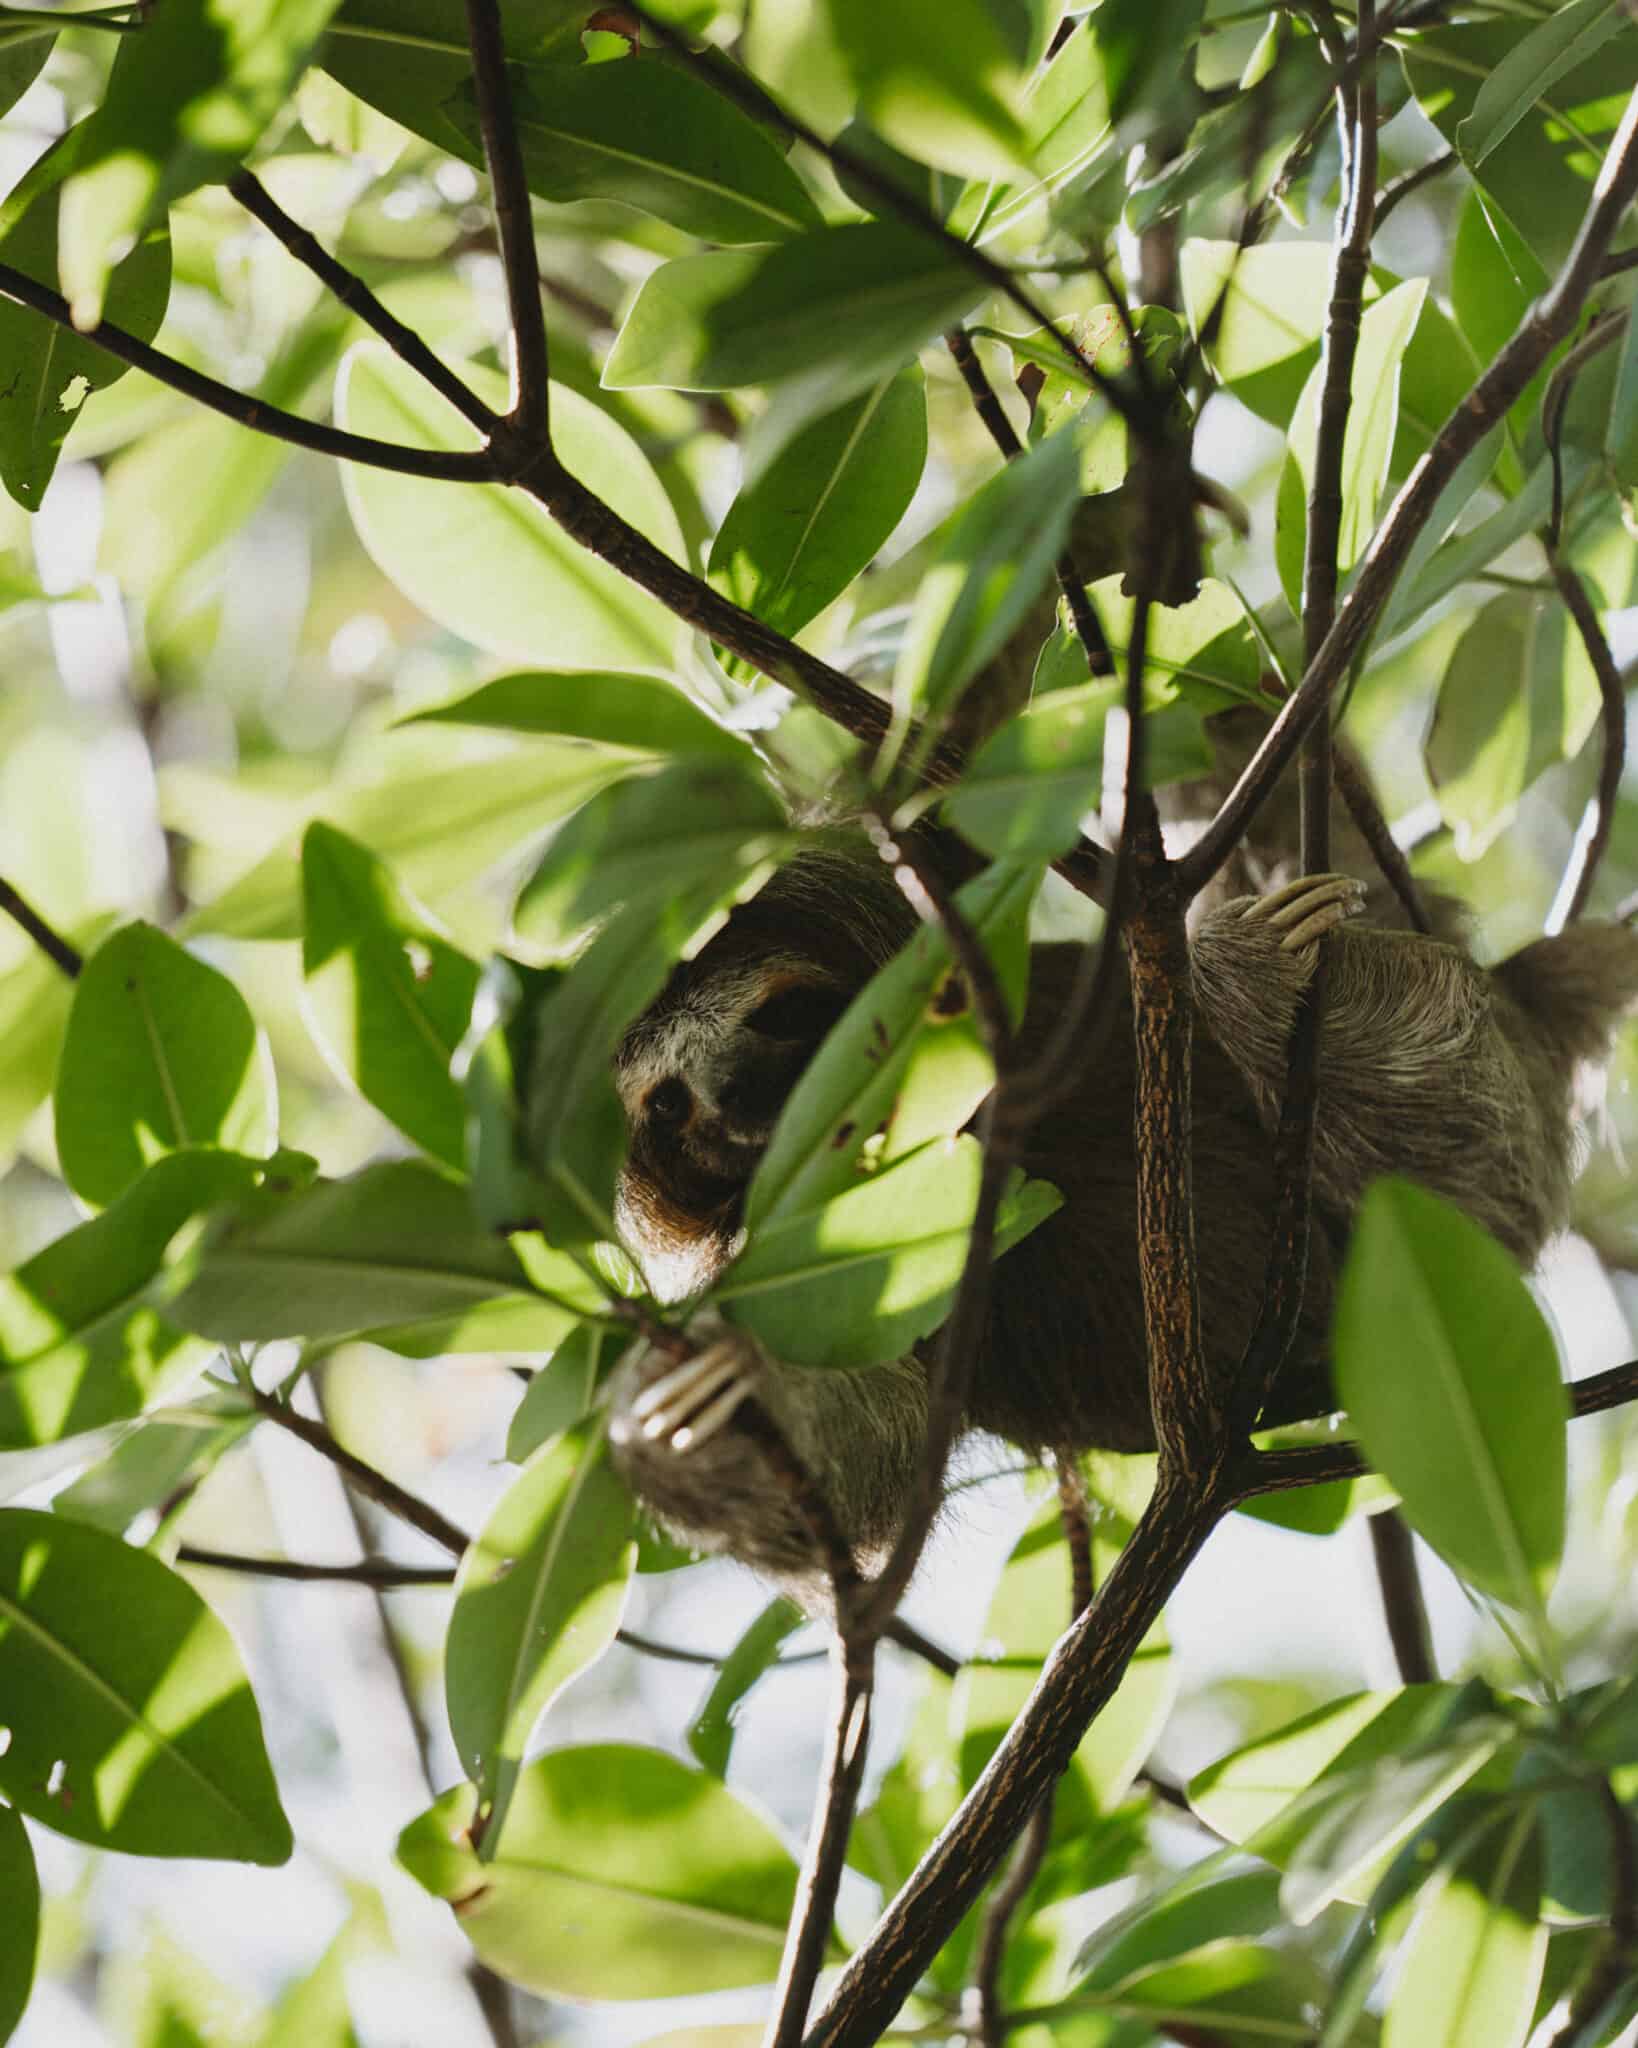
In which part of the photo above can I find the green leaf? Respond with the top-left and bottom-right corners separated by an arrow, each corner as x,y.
1384,1804 -> 1547,2048
893,426 -> 1082,727
54,923 -> 275,1209
505,1325 -> 624,1461
0,1507 -> 292,1862
398,1745 -> 799,1998
1274,279 -> 1426,616
337,346 -> 684,670
1456,0 -> 1629,169
1072,1866 -> 1281,1991
708,367 -> 926,653
1335,1178 -> 1567,1617
719,1135 -> 1062,1368
1426,590 -> 1606,856
165,1159 -> 591,1352
0,27 -> 51,125
447,1419 -> 637,1851
747,859 -> 1039,1227
447,60 -> 822,243
0,1149 -> 266,1450
300,823 -> 482,1170
401,670 -> 750,759
54,1392 -> 255,1535
1034,574 -> 1261,708
0,939 -> 77,1175
0,1805 -> 38,2043
0,185 -> 170,512
1093,0 -> 1203,122
514,756 -> 789,951
602,223 -> 983,437
823,0 -> 1030,178
57,0 -> 342,326
183,743 -> 624,943
954,1498 -> 1173,1816
687,1595 -> 807,1778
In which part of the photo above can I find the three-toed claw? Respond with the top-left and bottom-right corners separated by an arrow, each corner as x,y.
1243,873 -> 1366,953
620,1341 -> 753,1455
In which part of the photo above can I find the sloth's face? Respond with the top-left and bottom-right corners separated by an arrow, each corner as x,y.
614,948 -> 853,1302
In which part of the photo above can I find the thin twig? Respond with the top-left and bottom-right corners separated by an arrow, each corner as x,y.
1543,313 -> 1625,545
0,262 -> 492,480
1333,746 -> 1432,931
0,878 -> 82,978
1177,81 -> 1638,900
1373,147 -> 1456,227
1546,557 -> 1628,928
249,1388 -> 471,1555
1366,1512 -> 1437,1682
463,0 -> 551,441
229,171 -> 500,437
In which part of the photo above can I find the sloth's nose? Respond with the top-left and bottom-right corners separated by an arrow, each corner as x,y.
646,1076 -> 694,1129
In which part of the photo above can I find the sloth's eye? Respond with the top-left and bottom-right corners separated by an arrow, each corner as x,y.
743,983 -> 848,1042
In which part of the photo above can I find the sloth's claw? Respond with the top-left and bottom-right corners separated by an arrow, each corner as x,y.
1244,873 -> 1366,953
620,1342 -> 752,1455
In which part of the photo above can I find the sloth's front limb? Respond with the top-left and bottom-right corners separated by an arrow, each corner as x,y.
610,1315 -> 929,1593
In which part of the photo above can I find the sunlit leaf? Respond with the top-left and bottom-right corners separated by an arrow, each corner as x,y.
688,1596 -> 806,1778
0,1508 -> 292,1861
0,1805 -> 38,2041
402,670 -> 750,759
398,1747 -> 798,1998
54,1391 -> 256,1534
447,1420 -> 637,1852
1457,0 -> 1630,169
823,0 -> 1030,178
505,1326 -> 625,1462
1335,1178 -> 1567,1618
54,923 -> 276,1208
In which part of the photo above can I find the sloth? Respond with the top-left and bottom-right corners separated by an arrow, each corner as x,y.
605,847 -> 1638,1588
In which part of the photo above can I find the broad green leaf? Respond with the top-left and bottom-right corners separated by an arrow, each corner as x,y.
747,860 -> 1037,1229
446,60 -> 822,242
1426,590 -> 1606,856
0,939 -> 76,1174
1335,1178 -> 1567,1616
398,1746 -> 798,1998
823,0 -> 1030,178
57,0 -> 342,325
1274,279 -> 1426,615
402,670 -> 750,759
718,1135 -> 1061,1368
1403,20 -> 1638,273
893,426 -> 1082,726
1091,1942 -> 1336,2047
0,26 -> 51,125
1384,1805 -> 1546,2048
165,1159 -> 592,1353
1034,575 -> 1261,708
54,1392 -> 256,1534
954,1500 -> 1173,1816
1093,0 -> 1203,122
505,1324 -> 625,1462
337,346 -> 684,670
514,756 -> 788,951
1072,1866 -> 1281,1991
300,823 -> 481,1170
1457,0 -> 1630,169
687,1596 -> 806,1778
54,923 -> 275,1209
0,1507 -> 292,1861
0,1149 -> 267,1450
1189,1684 -> 1473,1853
602,224 -> 983,437
447,1420 -> 637,1852
708,368 -> 926,652
182,744 -> 624,943
947,18 -> 1116,246
1180,239 -> 1338,395
947,681 -> 1211,858
0,186 -> 170,512
0,1805 -> 37,2042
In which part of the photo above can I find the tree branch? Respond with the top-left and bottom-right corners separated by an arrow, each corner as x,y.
249,1387 -> 471,1555
1366,1510 -> 1437,1682
1546,555 -> 1628,929
0,877 -> 82,978
1178,79 -> 1638,899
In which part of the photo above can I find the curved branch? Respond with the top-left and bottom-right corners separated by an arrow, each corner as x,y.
463,0 -> 551,438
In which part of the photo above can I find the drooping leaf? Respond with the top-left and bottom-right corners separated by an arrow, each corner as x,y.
893,425 -> 1083,727
447,1420 -> 637,1852
708,367 -> 927,653
0,185 -> 170,512
1072,1866 -> 1281,1990
446,60 -> 822,243
1334,1178 -> 1567,1619
822,0 -> 1030,178
300,823 -> 482,1170
398,1746 -> 799,1998
1456,0 -> 1630,169
337,346 -> 685,670
54,923 -> 275,1208
687,1596 -> 807,1778
0,1805 -> 38,2042
505,1325 -> 625,1462
57,0 -> 342,325
0,1507 -> 292,1862
0,1149 -> 269,1450
719,1135 -> 1061,1369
